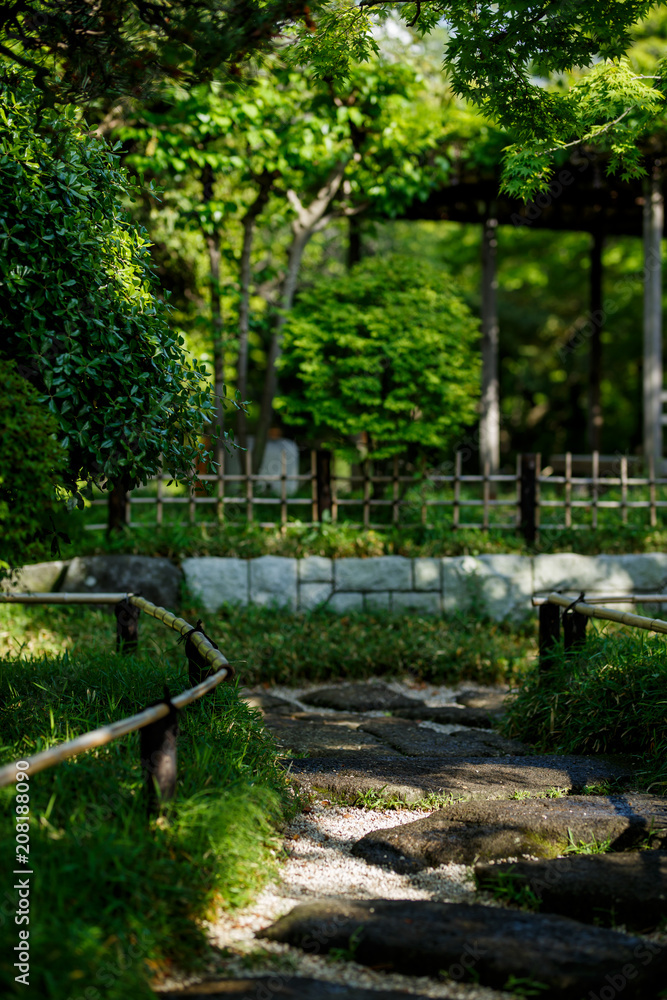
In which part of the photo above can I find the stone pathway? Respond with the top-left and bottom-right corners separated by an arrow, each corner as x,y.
156,680 -> 667,1000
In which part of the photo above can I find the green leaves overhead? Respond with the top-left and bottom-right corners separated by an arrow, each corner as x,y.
0,84 -> 217,500
277,254 -> 480,460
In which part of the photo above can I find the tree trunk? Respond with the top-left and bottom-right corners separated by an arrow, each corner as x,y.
348,214 -> 362,269
480,213 -> 500,476
253,230 -> 309,472
643,165 -> 663,472
206,229 -> 225,464
201,164 -> 225,467
107,477 -> 130,534
237,171 -> 275,453
588,230 -> 604,453
252,161 -> 347,474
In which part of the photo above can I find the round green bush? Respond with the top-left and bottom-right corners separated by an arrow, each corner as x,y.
277,254 -> 480,459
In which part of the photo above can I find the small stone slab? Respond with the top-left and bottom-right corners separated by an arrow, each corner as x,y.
475,851 -> 667,931
286,755 -> 635,805
393,705 -> 493,728
241,690 -> 297,715
263,714 -> 389,757
456,688 -> 508,714
299,683 -> 424,713
259,899 -> 667,998
156,977 -> 443,1000
359,718 -> 526,757
351,795 -> 667,871
61,554 -> 182,609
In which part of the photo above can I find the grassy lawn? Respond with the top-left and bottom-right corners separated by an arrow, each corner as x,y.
502,625 -> 667,792
0,600 -> 536,687
0,633 -> 295,999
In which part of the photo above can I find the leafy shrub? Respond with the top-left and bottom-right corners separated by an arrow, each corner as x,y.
0,84 -> 216,511
277,254 -> 480,460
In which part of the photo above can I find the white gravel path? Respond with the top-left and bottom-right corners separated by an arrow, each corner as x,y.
158,680 -> 516,998
196,799 -> 514,1000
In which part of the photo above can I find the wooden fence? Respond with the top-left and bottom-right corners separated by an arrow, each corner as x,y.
0,593 -> 231,805
84,450 -> 667,539
535,590 -> 667,672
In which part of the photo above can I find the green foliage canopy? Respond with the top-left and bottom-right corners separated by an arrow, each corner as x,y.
277,254 -> 480,459
0,85 -> 216,503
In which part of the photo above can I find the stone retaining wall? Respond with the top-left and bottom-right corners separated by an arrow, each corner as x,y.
182,552 -> 667,622
7,553 -> 667,622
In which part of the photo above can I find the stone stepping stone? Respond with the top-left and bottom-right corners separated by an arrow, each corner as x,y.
456,688 -> 508,714
263,714 -> 388,758
359,718 -> 527,757
242,690 -> 297,715
299,682 -> 424,713
351,795 -> 667,870
393,704 -> 493,728
475,851 -> 667,932
259,898 -> 667,998
286,754 -> 635,806
155,977 -> 445,999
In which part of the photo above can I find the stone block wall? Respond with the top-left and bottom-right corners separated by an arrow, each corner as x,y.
181,552 -> 667,621
8,553 -> 667,623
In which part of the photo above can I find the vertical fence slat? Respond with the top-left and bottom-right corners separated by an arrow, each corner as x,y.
363,459 -> 371,529
483,460 -> 490,531
280,448 -> 287,531
420,460 -> 427,526
621,455 -> 628,525
453,452 -> 461,530
392,456 -> 400,525
331,453 -> 338,524
650,454 -> 657,528
565,451 -> 572,529
217,449 -> 225,522
311,449 -> 318,523
246,447 -> 253,523
591,450 -> 599,529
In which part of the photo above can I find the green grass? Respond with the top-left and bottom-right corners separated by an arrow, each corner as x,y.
502,627 -> 667,791
0,648 -> 294,999
56,514 -> 667,562
0,599 -> 535,687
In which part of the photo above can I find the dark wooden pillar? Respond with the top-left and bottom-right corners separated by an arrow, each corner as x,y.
643,162 -> 664,471
140,694 -> 179,814
114,599 -> 139,654
539,602 -> 561,672
107,478 -> 130,534
588,230 -> 604,453
563,607 -> 587,654
316,449 -> 332,522
519,453 -> 538,543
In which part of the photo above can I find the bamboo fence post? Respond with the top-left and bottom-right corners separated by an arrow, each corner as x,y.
246,447 -> 253,523
311,450 -> 318,523
565,451 -> 572,528
392,455 -> 400,526
280,448 -> 287,531
453,452 -> 461,530
621,455 -> 628,525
